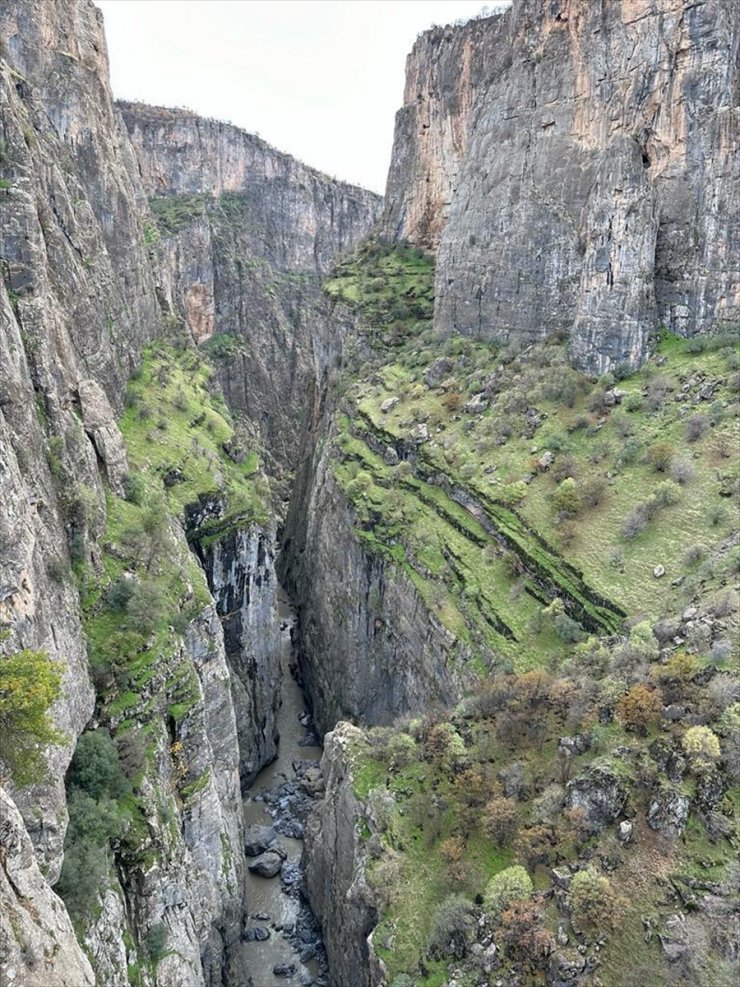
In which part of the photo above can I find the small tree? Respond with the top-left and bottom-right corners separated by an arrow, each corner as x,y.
483,796 -> 519,847
0,648 -> 65,785
616,684 -> 662,735
427,894 -> 474,959
484,865 -> 533,917
682,726 -> 721,773
553,477 -> 583,518
568,868 -> 618,931
646,442 -> 675,473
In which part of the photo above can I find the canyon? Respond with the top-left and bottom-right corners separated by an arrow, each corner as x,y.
0,2 -> 738,987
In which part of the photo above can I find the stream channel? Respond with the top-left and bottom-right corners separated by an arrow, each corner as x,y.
238,587 -> 328,986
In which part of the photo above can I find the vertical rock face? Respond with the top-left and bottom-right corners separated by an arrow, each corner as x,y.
0,787 -> 95,987
0,0 -> 160,880
303,724 -> 382,987
282,420 -> 467,737
196,526 -> 283,785
119,103 -> 381,471
383,0 -> 739,372
119,103 -> 382,276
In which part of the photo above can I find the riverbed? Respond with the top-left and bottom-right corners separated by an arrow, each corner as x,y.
237,588 -> 326,986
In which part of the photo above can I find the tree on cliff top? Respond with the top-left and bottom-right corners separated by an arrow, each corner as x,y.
0,644 -> 65,786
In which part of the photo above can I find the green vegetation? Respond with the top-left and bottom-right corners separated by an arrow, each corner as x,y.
328,240 -> 739,986
0,644 -> 65,786
148,193 -> 209,235
326,243 -> 739,674
57,729 -> 141,924
55,339 -> 266,933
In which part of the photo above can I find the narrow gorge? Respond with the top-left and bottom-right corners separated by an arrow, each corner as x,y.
1,2 -> 738,987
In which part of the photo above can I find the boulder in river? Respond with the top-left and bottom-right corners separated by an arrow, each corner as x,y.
244,825 -> 277,856
248,851 -> 284,878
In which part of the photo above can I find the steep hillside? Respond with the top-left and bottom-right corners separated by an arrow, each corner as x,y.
300,239 -> 739,987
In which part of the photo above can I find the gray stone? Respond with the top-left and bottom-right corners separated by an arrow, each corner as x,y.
653,564 -> 666,578
382,2 -> 738,373
380,396 -> 400,413
647,785 -> 690,838
244,825 -> 277,857
384,445 -> 399,466
248,851 -> 285,878
465,392 -> 489,414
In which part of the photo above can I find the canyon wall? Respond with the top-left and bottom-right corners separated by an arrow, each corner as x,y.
383,0 -> 739,372
120,103 -> 382,472
0,2 -> 379,984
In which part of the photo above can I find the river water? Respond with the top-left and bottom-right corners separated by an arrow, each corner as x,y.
237,588 -> 326,986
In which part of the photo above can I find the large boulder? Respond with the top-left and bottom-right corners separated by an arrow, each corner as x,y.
566,763 -> 627,833
647,784 -> 690,838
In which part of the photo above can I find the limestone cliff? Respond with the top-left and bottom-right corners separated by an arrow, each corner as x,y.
383,0 -> 739,372
120,103 -> 382,471
0,2 -> 379,984
282,412 -> 467,737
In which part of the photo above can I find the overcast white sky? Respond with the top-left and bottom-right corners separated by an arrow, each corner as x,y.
96,1 -> 509,193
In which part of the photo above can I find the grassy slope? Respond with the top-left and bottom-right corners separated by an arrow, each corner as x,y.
326,243 -> 739,672
324,241 -> 740,986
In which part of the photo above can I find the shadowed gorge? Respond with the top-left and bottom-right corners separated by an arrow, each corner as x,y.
0,2 -> 738,987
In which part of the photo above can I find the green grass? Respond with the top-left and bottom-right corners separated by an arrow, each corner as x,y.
327,249 -> 739,673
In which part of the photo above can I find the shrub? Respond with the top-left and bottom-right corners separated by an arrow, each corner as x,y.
646,442 -> 675,472
553,477 -> 583,518
582,477 -> 607,507
146,923 -> 168,965
0,647 -> 65,786
427,894 -> 474,959
682,726 -> 721,773
123,472 -> 146,505
620,505 -> 648,540
483,797 -> 519,847
670,458 -> 695,485
615,684 -> 662,735
484,865 -> 533,917
68,730 -> 131,800
386,732 -> 416,772
108,576 -> 135,612
685,413 -> 709,442
126,580 -> 166,634
568,868 -> 618,931
653,480 -> 681,507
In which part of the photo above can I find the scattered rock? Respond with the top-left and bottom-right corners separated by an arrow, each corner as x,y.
383,445 -> 399,466
538,450 -> 555,469
248,851 -> 284,878
465,392 -> 489,414
424,357 -> 454,387
411,423 -> 431,444
273,964 -> 297,978
618,820 -> 633,844
243,927 -> 270,942
566,764 -> 627,833
557,926 -> 569,946
653,564 -> 666,578
380,396 -> 399,413
244,825 -> 277,856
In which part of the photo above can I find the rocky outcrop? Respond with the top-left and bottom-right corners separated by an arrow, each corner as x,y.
304,724 -> 383,987
0,0 -> 161,880
0,787 -> 94,987
383,0 -> 739,372
283,423 -> 467,736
